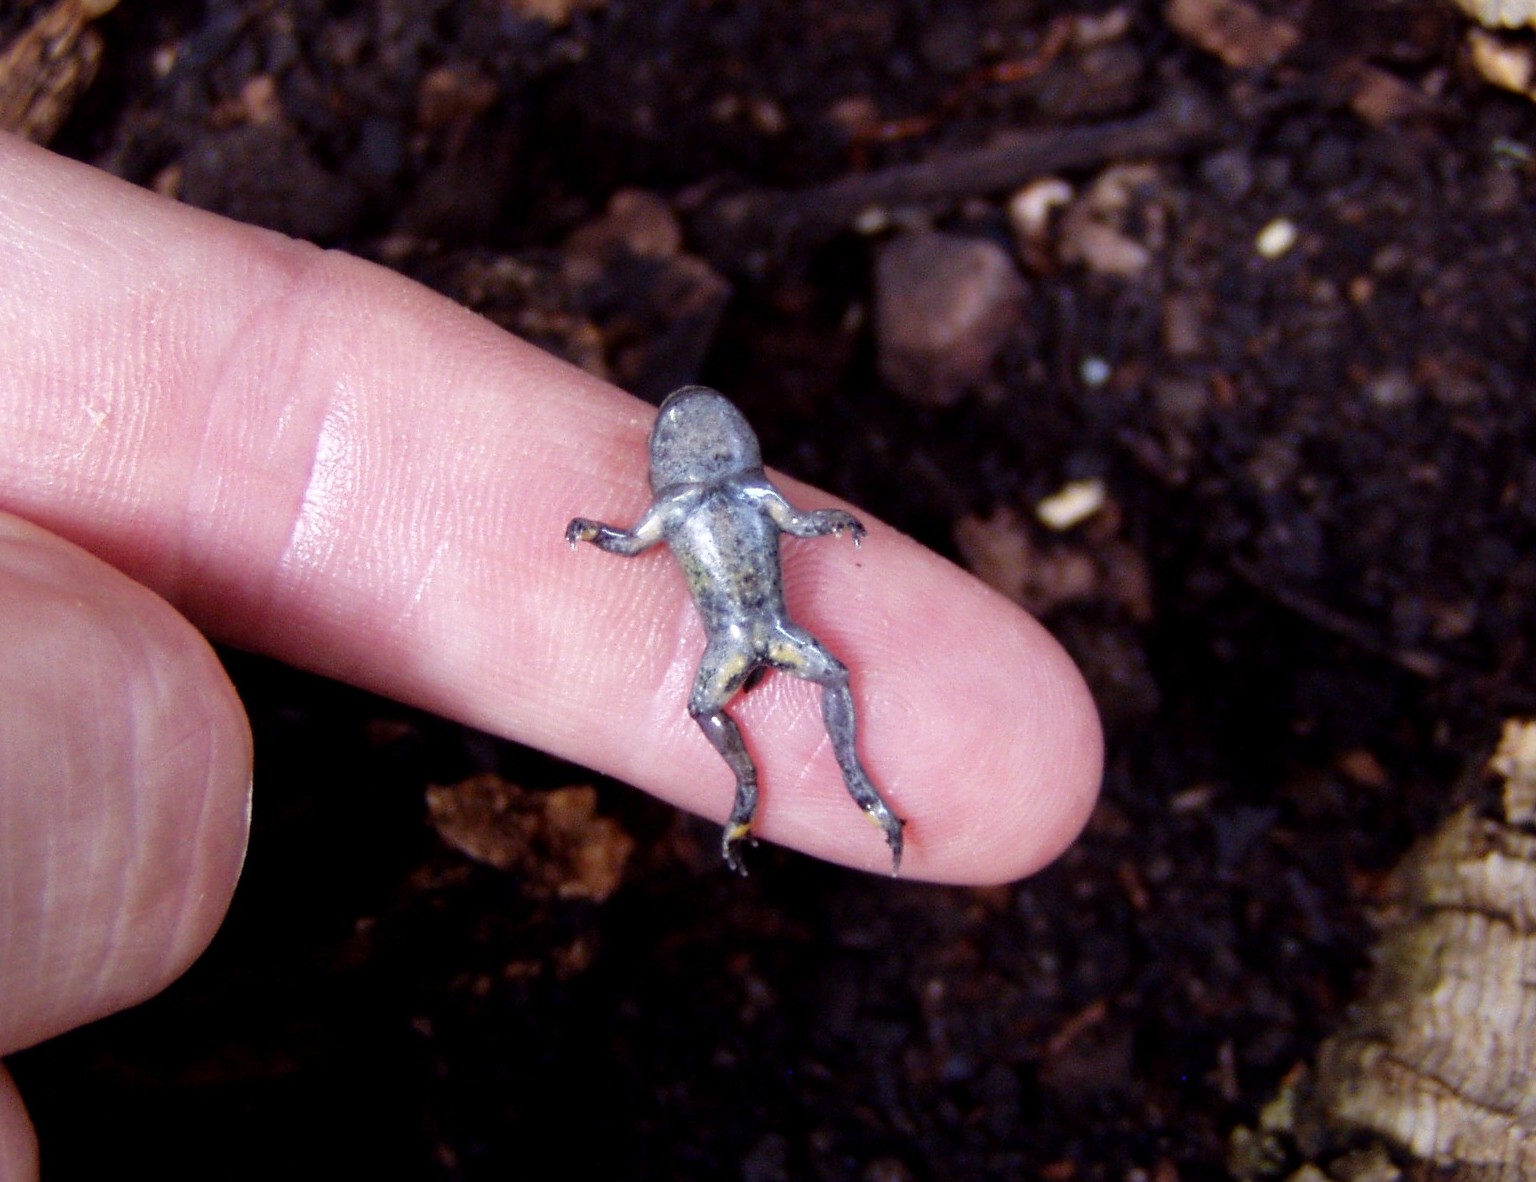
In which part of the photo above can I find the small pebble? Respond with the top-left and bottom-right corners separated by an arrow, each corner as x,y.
1036,480 -> 1108,531
1254,217 -> 1298,259
875,230 -> 1026,407
1468,28 -> 1536,98
1064,219 -> 1151,277
1365,370 -> 1415,409
1007,177 -> 1074,243
853,205 -> 891,235
1080,356 -> 1112,387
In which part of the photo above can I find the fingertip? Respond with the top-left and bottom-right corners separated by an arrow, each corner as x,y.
957,616 -> 1104,885
902,607 -> 1103,885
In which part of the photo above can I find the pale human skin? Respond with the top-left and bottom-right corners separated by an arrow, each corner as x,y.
0,131 -> 1103,1181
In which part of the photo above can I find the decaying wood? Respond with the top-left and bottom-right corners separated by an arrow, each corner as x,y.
1234,720 -> 1536,1181
0,0 -> 118,144
1315,810 -> 1536,1176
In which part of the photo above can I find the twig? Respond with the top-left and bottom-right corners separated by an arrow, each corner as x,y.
694,90 -> 1220,268
1230,555 -> 1444,679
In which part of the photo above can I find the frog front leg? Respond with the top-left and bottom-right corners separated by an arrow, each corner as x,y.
747,486 -> 867,546
687,640 -> 763,874
566,494 -> 683,556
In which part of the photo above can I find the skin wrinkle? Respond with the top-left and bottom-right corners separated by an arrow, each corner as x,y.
13,240 -> 238,591
462,416 -> 647,726
54,626 -> 138,1031
281,379 -> 363,591
390,531 -> 454,639
5,153 -> 149,280
23,826 -> 53,1042
555,530 -> 685,718
376,381 -> 516,665
3,762 -> 48,1042
2,281 -> 76,493
0,785 -> 10,1005
178,289 -> 276,617
146,717 -> 218,993
84,286 -> 200,560
773,690 -> 837,800
38,667 -> 91,1039
126,657 -> 217,982
0,517 -> 250,1056
177,244 -> 342,640
189,256 -> 569,698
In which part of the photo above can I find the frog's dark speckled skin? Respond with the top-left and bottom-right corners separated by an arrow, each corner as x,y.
565,386 -> 905,874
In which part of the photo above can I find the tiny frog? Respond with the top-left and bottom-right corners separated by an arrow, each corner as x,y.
566,386 -> 906,874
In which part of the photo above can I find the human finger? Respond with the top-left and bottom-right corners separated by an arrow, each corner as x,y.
0,513 -> 252,1057
0,1062 -> 38,1182
0,133 -> 1098,882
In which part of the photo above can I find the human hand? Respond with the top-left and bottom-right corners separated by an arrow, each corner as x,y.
0,131 -> 1102,1177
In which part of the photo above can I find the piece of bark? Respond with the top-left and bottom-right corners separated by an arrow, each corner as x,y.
1235,719 -> 1536,1181
1314,797 -> 1536,1177
874,230 -> 1026,407
426,774 -> 634,902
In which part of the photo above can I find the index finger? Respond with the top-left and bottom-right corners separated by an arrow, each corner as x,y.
0,133 -> 1101,883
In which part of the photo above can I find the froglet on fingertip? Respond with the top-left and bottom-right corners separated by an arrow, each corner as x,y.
565,385 -> 905,874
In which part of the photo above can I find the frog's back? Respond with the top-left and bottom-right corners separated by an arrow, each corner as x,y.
668,483 -> 787,632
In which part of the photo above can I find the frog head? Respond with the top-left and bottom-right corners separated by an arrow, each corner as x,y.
649,386 -> 763,491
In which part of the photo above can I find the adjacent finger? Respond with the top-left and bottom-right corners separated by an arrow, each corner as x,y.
0,514 -> 252,1055
0,1063 -> 38,1182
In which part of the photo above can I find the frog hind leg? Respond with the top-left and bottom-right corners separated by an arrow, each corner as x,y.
688,643 -> 761,874
770,627 -> 906,874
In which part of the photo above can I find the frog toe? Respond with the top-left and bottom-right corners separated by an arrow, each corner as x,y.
722,821 -> 756,875
864,807 -> 906,876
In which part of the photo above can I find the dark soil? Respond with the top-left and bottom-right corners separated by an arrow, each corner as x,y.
10,1 -> 1536,1179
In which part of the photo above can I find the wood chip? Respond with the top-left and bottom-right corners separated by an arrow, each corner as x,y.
426,775 -> 634,902
0,0 -> 118,143
1468,27 -> 1536,100
1315,802 -> 1536,1172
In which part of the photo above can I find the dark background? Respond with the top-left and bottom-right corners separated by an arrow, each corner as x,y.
9,1 -> 1536,1178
